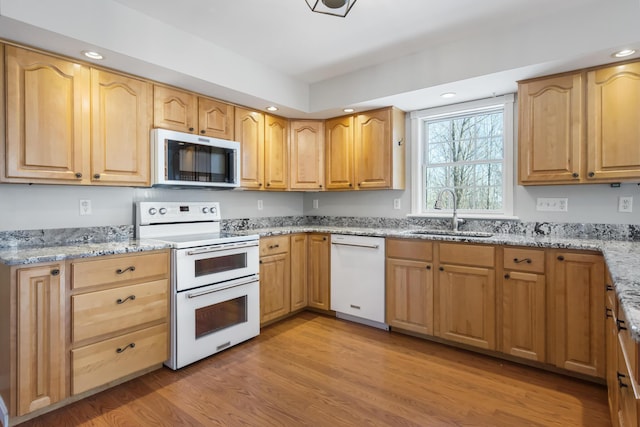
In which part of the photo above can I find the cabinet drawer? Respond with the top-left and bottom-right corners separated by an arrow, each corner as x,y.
71,251 -> 169,290
503,247 -> 545,273
439,243 -> 494,267
72,323 -> 168,395
72,279 -> 168,342
260,236 -> 290,256
386,238 -> 433,261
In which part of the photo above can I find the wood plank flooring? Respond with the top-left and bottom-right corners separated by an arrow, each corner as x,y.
20,312 -> 610,426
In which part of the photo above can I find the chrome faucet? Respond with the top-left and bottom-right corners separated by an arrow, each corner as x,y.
434,188 -> 465,232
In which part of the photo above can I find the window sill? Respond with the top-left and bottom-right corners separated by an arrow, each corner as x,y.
407,213 -> 520,221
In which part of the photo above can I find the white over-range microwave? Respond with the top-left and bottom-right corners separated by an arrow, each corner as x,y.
151,128 -> 240,188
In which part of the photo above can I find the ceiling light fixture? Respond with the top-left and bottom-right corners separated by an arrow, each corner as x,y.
305,0 -> 357,17
266,106 -> 279,112
440,92 -> 457,99
343,108 -> 355,113
82,50 -> 104,60
613,49 -> 636,58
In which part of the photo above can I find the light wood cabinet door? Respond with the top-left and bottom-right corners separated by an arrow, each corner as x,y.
290,234 -> 308,311
605,274 -> 618,426
235,107 -> 265,190
16,264 -> 65,416
501,271 -> 546,362
307,233 -> 330,310
437,264 -> 496,350
386,258 -> 433,335
153,85 -> 197,133
354,109 -> 392,189
198,97 -> 234,139
290,120 -> 324,190
325,116 -> 354,190
587,62 -> 640,181
5,46 -> 89,183
264,114 -> 288,190
550,251 -> 605,378
259,253 -> 290,324
91,69 -> 152,186
518,73 -> 583,184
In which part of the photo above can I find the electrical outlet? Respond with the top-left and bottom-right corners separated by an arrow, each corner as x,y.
393,199 -> 401,210
257,200 -> 263,211
79,199 -> 92,215
313,199 -> 319,209
536,197 -> 568,212
619,196 -> 633,213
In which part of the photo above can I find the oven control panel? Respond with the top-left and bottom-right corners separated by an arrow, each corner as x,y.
137,201 -> 221,225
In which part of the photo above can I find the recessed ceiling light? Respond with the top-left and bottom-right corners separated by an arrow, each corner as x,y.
613,49 -> 636,58
343,108 -> 355,113
266,106 -> 279,112
440,92 -> 457,99
82,50 -> 104,60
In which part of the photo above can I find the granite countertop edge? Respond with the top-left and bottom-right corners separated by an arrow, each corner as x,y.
2,225 -> 640,342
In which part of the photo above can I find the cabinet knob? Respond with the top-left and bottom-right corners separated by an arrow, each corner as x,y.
259,260 -> 263,264
323,237 -> 327,241
572,173 -> 579,179
267,183 -> 271,187
606,284 -> 614,292
439,266 -> 444,271
557,255 -> 565,261
93,173 -> 101,179
617,319 -> 627,331
189,127 -> 194,132
75,172 -> 82,179
588,171 -> 595,178
618,372 -> 629,389
426,265 -> 431,270
606,308 -> 614,319
504,274 -> 510,279
258,183 -> 263,187
200,130 -> 206,134
349,183 -> 353,187
51,269 -> 60,276
319,184 -> 323,188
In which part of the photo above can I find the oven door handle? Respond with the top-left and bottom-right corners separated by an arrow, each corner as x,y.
185,277 -> 258,299
186,240 -> 259,256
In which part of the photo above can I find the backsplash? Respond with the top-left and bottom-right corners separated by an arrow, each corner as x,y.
2,215 -> 638,248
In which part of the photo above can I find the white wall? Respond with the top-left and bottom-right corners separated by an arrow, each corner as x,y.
0,185 -> 303,231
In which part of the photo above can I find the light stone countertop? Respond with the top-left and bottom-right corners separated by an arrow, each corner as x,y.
2,225 -> 639,342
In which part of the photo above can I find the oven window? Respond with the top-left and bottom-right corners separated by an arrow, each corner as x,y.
195,296 -> 248,339
195,253 -> 247,277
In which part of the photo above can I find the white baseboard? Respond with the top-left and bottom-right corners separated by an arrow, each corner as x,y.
0,396 -> 8,427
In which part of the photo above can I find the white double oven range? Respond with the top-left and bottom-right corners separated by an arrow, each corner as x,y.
136,202 -> 260,370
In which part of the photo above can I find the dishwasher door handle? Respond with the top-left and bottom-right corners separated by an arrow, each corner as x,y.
331,241 -> 380,249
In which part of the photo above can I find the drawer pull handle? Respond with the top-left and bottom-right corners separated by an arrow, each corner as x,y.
268,244 -> 280,249
605,308 -> 613,319
116,343 -> 136,354
606,284 -> 614,292
116,295 -> 136,304
617,319 -> 627,331
350,304 -> 361,310
617,372 -> 628,389
513,257 -> 532,264
116,266 -> 136,274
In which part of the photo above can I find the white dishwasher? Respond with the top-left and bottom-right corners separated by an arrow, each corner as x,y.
330,234 -> 388,330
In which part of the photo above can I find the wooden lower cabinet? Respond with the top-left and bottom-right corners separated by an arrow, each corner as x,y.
550,251 -> 605,378
307,233 -> 331,310
385,238 -> 434,335
260,252 -> 291,324
290,234 -> 308,311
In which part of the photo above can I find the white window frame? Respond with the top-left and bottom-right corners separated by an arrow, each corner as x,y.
410,94 -> 515,219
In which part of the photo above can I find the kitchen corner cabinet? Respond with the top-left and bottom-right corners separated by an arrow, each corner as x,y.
500,248 -> 546,362
290,234 -> 308,311
385,238 -> 434,335
549,250 -> 605,378
436,243 -> 496,350
0,262 -> 66,417
3,45 -> 152,186
354,107 -> 405,190
153,85 -> 234,139
518,72 -> 583,184
307,233 -> 331,311
259,236 -> 291,324
325,115 -> 354,190
290,120 -> 324,190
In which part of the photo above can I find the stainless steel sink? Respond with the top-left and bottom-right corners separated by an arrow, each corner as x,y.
402,229 -> 493,238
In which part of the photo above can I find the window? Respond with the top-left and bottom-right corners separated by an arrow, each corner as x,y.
410,95 -> 514,217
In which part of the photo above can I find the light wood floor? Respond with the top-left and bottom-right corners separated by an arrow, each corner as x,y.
21,312 -> 610,426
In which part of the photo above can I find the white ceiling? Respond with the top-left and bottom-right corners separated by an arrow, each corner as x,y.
1,0 -> 640,118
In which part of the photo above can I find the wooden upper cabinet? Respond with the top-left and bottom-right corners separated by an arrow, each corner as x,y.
290,120 -> 324,190
587,61 -> 640,181
325,116 -> 354,190
90,69 -> 152,186
198,97 -> 234,139
235,107 -> 265,189
4,46 -> 90,183
153,85 -> 197,133
518,72 -> 583,184
264,114 -> 288,190
354,107 -> 405,190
